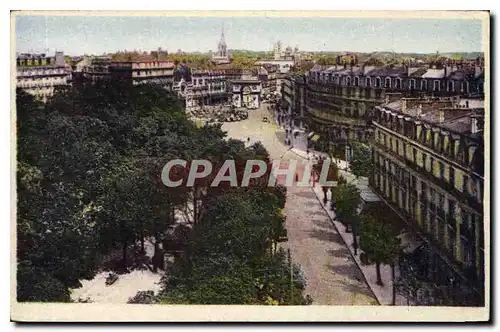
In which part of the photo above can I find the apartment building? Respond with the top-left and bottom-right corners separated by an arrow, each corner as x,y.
371,97 -> 485,305
16,52 -> 72,102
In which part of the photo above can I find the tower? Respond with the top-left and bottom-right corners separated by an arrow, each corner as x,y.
212,24 -> 231,64
217,25 -> 227,58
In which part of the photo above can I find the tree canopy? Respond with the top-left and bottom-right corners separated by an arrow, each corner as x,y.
16,82 -> 306,304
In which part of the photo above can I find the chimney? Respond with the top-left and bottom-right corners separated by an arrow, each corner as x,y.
475,65 -> 483,78
471,116 -> 478,134
55,51 -> 65,66
417,104 -> 422,117
438,110 -> 445,123
385,94 -> 390,104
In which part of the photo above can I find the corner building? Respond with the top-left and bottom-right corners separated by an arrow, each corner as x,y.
371,98 -> 484,304
281,59 -> 486,305
282,60 -> 484,152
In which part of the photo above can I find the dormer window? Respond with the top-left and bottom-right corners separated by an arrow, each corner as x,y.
354,76 -> 359,87
433,80 -> 440,91
366,76 -> 372,87
375,77 -> 381,88
409,79 -> 416,90
385,77 -> 391,88
346,76 -> 351,86
476,82 -> 483,93
447,80 -> 454,92
421,79 -> 428,90
395,78 -> 402,89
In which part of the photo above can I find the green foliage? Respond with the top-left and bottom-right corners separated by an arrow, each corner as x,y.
349,142 -> 373,178
159,189 -> 305,305
359,215 -> 400,263
358,215 -> 401,285
17,82 -> 306,304
17,83 -> 200,301
332,183 -> 361,222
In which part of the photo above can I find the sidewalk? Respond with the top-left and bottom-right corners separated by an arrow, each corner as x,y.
289,148 -> 406,305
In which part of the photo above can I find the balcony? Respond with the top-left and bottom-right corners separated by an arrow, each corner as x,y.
373,141 -> 483,214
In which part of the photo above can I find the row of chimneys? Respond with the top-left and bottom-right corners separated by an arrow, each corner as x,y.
316,62 -> 484,78
398,98 -> 480,134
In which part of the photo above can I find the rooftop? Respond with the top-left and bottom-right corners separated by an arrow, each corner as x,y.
381,97 -> 485,136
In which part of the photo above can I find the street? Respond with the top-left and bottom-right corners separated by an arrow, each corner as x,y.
222,104 -> 377,305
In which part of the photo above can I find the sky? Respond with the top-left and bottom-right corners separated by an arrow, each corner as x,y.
15,15 -> 484,56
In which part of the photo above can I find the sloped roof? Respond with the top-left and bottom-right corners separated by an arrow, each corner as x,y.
422,68 -> 445,78
365,66 -> 407,77
409,67 -> 428,78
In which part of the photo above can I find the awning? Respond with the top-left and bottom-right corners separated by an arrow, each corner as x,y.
311,134 -> 320,142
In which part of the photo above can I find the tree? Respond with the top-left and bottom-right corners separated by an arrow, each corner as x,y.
349,142 -> 373,178
17,81 -> 307,304
358,215 -> 401,286
331,183 -> 362,254
158,180 -> 306,305
16,82 -> 202,300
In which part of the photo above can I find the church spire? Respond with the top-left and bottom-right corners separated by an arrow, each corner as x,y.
220,24 -> 225,44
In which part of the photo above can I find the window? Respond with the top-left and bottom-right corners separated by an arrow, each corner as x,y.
433,80 -> 440,91
449,167 -> 455,187
439,162 -> 445,179
395,78 -> 402,89
354,76 -> 359,86
396,140 -> 399,153
346,76 -> 351,86
447,80 -> 454,92
447,225 -> 456,253
385,77 -> 392,88
409,79 -> 416,89
422,153 -> 427,169
411,175 -> 417,190
461,237 -> 473,266
413,148 -> 417,163
462,175 -> 469,194
421,79 -> 428,90
366,76 -> 371,87
375,77 -> 381,88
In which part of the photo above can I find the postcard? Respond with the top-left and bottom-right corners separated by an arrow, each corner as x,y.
11,10 -> 490,322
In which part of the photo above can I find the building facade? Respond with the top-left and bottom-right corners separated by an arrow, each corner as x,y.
108,60 -> 175,88
281,59 -> 486,305
16,52 -> 72,102
174,68 -> 232,109
173,66 -> 262,110
371,97 -> 485,304
282,60 -> 485,152
231,79 -> 262,109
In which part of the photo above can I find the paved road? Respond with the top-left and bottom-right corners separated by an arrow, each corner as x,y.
222,105 -> 376,305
